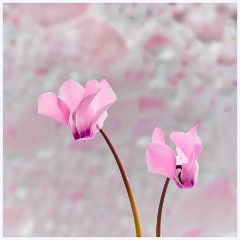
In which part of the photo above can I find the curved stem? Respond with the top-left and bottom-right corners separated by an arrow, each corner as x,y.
99,128 -> 142,237
156,177 -> 170,237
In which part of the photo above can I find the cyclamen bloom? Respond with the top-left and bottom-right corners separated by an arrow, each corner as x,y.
38,79 -> 117,141
146,125 -> 203,189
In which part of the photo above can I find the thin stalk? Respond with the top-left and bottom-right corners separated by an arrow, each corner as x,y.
156,177 -> 170,237
99,128 -> 142,237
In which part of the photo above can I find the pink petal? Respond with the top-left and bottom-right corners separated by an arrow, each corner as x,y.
76,80 -> 101,118
146,143 -> 176,179
193,143 -> 203,160
93,103 -> 114,129
170,131 -> 194,160
176,146 -> 188,165
188,124 -> 202,145
188,124 -> 203,160
75,80 -> 101,136
69,111 -> 79,140
92,111 -> 108,136
152,127 -> 165,143
95,111 -> 108,130
180,161 -> 199,188
38,92 -> 70,125
188,124 -> 199,136
76,105 -> 96,139
84,80 -> 101,103
58,79 -> 85,113
91,79 -> 117,113
91,80 -> 117,129
73,80 -> 104,139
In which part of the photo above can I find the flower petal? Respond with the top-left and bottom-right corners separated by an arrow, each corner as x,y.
38,92 -> 70,125
95,111 -> 108,130
75,80 -> 101,131
76,105 -> 95,138
187,124 -> 203,161
170,131 -> 194,160
146,142 -> 176,179
69,111 -> 79,140
92,102 -> 114,129
92,111 -> 108,136
91,79 -> 117,113
79,80 -> 101,110
193,143 -> 203,160
58,79 -> 85,113
188,124 -> 199,136
85,79 -> 101,97
152,127 -> 165,143
180,161 -> 199,188
176,146 -> 188,165
76,79 -> 116,132
90,80 -> 117,130
188,124 -> 202,146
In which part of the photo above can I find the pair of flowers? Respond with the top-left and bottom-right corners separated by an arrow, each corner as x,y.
38,79 -> 202,189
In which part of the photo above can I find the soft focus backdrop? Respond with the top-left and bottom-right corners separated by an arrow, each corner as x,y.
3,3 -> 237,237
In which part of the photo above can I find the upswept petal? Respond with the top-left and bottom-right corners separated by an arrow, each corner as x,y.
180,161 -> 199,188
194,162 -> 199,184
93,102 -> 115,129
95,111 -> 108,130
76,105 -> 95,138
152,127 -> 165,143
92,111 -> 108,136
75,80 -> 101,132
176,146 -> 188,165
84,79 -> 101,100
91,79 -> 117,113
193,143 -> 203,160
81,79 -> 117,134
188,124 -> 202,146
58,79 -> 85,113
38,92 -> 70,125
68,111 -> 79,140
146,143 -> 176,179
188,124 -> 198,136
170,131 -> 194,161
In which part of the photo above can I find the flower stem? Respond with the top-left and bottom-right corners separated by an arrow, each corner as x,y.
156,177 -> 170,237
99,128 -> 142,237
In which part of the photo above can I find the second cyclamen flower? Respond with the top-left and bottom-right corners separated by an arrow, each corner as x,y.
38,79 -> 117,141
146,125 -> 203,189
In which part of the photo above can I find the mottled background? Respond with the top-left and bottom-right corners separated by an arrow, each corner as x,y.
3,3 -> 237,237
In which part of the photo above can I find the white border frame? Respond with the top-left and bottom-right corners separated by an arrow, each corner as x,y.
1,1 -> 239,238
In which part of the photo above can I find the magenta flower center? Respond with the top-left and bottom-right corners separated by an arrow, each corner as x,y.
73,129 -> 92,140
80,129 -> 91,138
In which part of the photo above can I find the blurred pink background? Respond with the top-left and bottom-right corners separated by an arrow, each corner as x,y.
3,3 -> 237,237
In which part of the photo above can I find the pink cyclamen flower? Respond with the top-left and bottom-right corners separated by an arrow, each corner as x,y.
38,79 -> 117,141
146,125 -> 203,189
